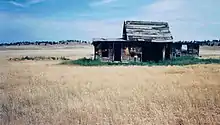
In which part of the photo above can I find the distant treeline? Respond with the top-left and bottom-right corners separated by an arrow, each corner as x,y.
0,40 -> 90,46
175,40 -> 220,46
0,39 -> 220,46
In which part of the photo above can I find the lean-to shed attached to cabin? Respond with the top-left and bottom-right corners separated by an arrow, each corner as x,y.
171,42 -> 200,57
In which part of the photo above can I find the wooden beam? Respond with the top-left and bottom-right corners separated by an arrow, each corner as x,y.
112,42 -> 115,62
162,45 -> 166,61
94,45 -> 97,60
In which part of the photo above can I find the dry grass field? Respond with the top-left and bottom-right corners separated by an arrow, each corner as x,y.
1,45 -> 220,125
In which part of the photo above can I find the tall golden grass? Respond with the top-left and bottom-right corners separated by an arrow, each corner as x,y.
1,61 -> 220,125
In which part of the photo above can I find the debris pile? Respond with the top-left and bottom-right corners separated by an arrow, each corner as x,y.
9,56 -> 70,61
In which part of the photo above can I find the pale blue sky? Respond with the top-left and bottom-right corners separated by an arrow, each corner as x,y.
0,0 -> 220,42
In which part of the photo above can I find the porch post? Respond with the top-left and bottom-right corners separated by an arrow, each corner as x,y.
162,45 -> 166,61
112,42 -> 115,62
94,45 -> 97,60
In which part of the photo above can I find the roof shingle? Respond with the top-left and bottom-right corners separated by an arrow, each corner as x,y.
123,21 -> 173,42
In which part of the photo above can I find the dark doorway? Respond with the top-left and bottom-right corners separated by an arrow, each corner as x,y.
142,44 -> 151,62
102,49 -> 109,57
114,43 -> 121,61
102,43 -> 109,57
142,43 -> 164,62
165,43 -> 171,60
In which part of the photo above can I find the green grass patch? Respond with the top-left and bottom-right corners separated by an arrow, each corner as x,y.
60,56 -> 220,66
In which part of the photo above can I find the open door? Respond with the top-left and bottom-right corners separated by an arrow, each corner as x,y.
101,43 -> 109,57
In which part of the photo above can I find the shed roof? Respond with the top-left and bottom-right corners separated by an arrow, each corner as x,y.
92,38 -> 125,42
123,21 -> 173,42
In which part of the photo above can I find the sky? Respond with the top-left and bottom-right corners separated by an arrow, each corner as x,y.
0,0 -> 220,42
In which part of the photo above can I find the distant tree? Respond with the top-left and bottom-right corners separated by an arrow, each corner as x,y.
207,40 -> 210,43
213,40 -> 218,42
52,42 -> 56,45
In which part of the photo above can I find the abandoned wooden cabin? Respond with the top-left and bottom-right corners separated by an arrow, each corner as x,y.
172,42 -> 200,58
92,21 -> 200,62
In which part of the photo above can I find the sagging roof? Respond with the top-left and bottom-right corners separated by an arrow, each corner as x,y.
123,21 -> 173,42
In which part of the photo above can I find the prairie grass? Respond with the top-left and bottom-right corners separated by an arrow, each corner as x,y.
1,61 -> 220,125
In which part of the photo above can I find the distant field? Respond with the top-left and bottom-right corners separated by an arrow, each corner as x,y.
0,45 -> 219,59
200,46 -> 220,50
0,45 -> 220,125
0,44 -> 91,50
200,46 -> 220,58
0,45 -> 93,60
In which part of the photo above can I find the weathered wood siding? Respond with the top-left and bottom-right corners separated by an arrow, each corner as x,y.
171,43 -> 200,57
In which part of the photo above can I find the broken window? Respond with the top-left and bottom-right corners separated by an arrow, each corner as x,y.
181,45 -> 188,51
